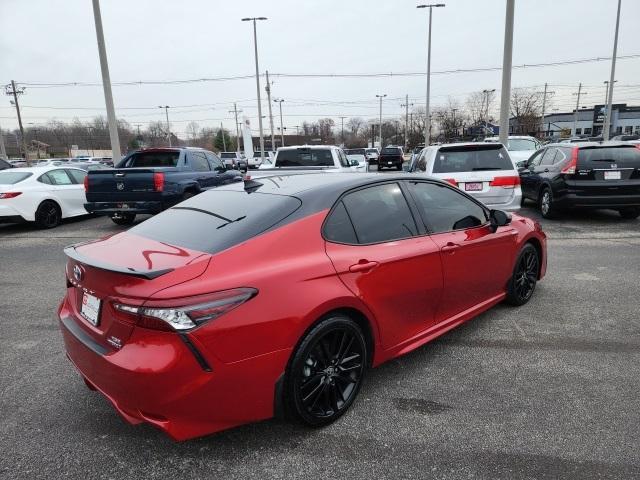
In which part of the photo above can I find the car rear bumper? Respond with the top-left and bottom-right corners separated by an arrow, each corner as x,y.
556,193 -> 640,209
57,297 -> 289,441
474,188 -> 522,212
0,203 -> 31,222
84,201 -> 165,215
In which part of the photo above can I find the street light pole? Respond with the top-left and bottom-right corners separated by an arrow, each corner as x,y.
376,94 -> 387,148
498,0 -> 515,145
602,0 -> 622,140
274,99 -> 285,147
417,3 -> 445,146
158,106 -> 171,146
91,0 -> 121,162
242,16 -> 267,161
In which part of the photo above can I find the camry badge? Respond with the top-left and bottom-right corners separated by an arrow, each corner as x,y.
73,265 -> 83,282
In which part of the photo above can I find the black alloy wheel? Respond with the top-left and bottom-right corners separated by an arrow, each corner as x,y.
505,243 -> 539,306
619,207 -> 640,220
286,316 -> 367,426
110,213 -> 136,226
35,200 -> 61,229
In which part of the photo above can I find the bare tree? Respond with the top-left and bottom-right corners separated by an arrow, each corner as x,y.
346,117 -> 365,136
433,97 -> 466,142
185,121 -> 200,144
510,88 -> 545,135
466,90 -> 496,126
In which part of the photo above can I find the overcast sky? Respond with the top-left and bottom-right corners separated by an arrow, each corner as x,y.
2,0 -> 639,135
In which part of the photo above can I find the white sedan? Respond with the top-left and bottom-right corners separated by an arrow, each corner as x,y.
0,166 -> 89,228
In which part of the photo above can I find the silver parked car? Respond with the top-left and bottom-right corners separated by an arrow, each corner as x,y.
409,142 -> 522,211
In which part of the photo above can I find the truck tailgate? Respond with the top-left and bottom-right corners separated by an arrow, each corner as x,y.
86,168 -> 174,202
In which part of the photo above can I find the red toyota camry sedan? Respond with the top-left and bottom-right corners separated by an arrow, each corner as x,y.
58,173 -> 547,440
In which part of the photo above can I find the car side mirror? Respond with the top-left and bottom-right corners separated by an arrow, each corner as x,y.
489,209 -> 512,233
350,159 -> 359,166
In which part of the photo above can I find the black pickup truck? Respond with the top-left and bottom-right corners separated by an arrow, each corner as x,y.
84,147 -> 242,225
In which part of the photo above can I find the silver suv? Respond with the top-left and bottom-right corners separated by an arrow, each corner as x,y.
409,142 -> 522,211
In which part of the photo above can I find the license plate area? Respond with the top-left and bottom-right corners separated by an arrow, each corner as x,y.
81,293 -> 101,326
604,171 -> 621,180
465,182 -> 483,191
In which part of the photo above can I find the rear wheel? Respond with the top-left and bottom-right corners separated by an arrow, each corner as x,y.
182,190 -> 196,201
35,200 -> 61,229
538,187 -> 557,219
505,243 -> 539,306
285,315 -> 367,427
110,213 -> 136,226
618,207 -> 640,220
377,165 -> 383,171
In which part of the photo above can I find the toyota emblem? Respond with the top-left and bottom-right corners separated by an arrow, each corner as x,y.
73,265 -> 83,282
116,182 -> 125,191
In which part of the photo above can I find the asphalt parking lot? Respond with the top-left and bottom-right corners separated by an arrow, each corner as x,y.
1,197 -> 640,479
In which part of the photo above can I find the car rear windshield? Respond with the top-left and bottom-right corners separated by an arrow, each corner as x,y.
276,148 -> 333,167
577,146 -> 640,168
346,149 -> 366,155
0,172 -> 32,184
121,151 -> 180,168
220,153 -> 236,158
381,148 -> 401,155
433,144 -> 513,173
507,139 -> 537,151
128,190 -> 302,254
366,149 -> 378,153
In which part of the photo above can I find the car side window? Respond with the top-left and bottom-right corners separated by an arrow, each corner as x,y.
540,148 -> 558,166
38,173 -> 52,185
47,169 -> 74,185
407,181 -> 488,234
190,152 -> 210,172
205,152 -> 225,171
323,201 -> 358,244
338,183 -> 417,244
66,169 -> 87,184
416,150 -> 427,172
337,149 -> 350,168
528,149 -> 545,167
552,148 -> 566,165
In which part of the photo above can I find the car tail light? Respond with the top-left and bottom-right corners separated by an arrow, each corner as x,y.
83,175 -> 89,192
443,178 -> 457,186
561,147 -> 579,174
0,192 -> 22,199
113,287 -> 257,331
153,172 -> 165,192
490,176 -> 521,188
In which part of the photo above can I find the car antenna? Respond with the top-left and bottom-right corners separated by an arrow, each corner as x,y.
243,177 -> 263,193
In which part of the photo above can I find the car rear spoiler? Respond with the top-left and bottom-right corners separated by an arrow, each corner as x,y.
63,244 -> 174,280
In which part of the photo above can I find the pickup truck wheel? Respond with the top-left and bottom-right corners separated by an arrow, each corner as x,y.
182,191 -> 196,201
619,207 -> 640,219
377,165 -> 383,171
110,213 -> 136,226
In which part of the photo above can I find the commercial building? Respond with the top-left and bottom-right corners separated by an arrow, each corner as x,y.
540,103 -> 640,138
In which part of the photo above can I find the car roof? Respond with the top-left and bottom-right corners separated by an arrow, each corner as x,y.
6,165 -> 87,174
277,145 -> 337,151
428,141 -> 505,149
544,141 -> 636,149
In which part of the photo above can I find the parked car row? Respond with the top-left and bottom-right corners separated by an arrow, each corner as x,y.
409,139 -> 640,219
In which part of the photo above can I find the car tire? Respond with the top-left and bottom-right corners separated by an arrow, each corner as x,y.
284,315 -> 367,427
182,190 -> 196,201
110,213 -> 136,226
34,200 -> 62,229
505,243 -> 539,306
538,187 -> 557,219
618,207 -> 640,220
377,165 -> 382,171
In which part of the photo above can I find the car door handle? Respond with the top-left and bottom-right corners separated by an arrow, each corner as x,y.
349,260 -> 379,273
543,168 -> 549,173
441,242 -> 460,254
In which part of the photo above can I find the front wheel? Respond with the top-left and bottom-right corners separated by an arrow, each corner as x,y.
285,316 -> 367,427
505,243 -> 539,306
110,213 -> 136,226
619,207 -> 640,220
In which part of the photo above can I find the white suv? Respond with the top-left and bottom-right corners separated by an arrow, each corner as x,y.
410,142 -> 522,211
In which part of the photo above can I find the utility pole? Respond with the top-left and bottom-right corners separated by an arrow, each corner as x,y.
417,4 -> 445,147
5,81 -> 29,165
539,83 -> 555,137
274,99 -> 285,147
158,106 -> 171,146
451,108 -> 457,140
339,116 -> 347,146
265,70 -> 275,151
242,16 -> 267,162
498,0 -> 514,145
92,0 -> 121,162
220,122 -> 227,151
401,94 -> 413,149
572,83 -> 583,136
376,94 -> 386,148
602,0 -> 622,140
0,122 -> 6,159
229,103 -> 243,154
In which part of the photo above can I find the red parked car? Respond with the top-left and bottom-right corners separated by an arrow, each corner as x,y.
58,173 -> 547,440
